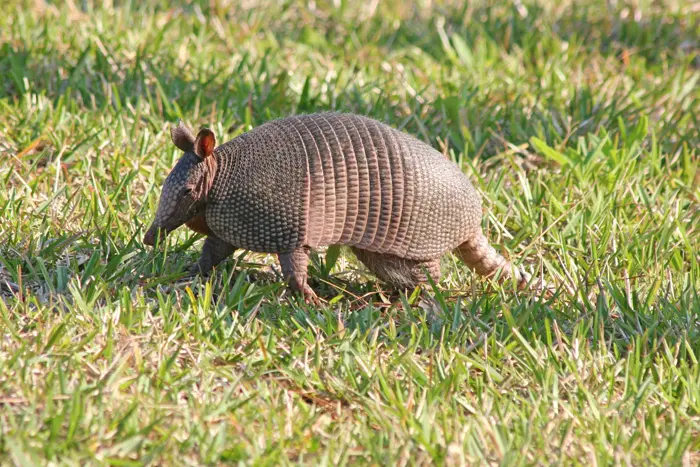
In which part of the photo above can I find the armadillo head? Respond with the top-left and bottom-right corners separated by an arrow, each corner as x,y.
143,122 -> 217,247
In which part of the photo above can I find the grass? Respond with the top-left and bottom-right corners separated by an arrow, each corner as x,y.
0,0 -> 698,464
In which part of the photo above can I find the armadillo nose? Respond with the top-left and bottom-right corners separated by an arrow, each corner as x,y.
143,225 -> 157,246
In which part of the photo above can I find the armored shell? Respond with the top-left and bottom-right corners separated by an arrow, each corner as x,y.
205,113 -> 482,259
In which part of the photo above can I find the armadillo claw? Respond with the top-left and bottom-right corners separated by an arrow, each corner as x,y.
302,285 -> 321,306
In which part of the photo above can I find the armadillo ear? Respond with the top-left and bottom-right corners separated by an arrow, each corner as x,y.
171,120 -> 195,153
194,128 -> 216,159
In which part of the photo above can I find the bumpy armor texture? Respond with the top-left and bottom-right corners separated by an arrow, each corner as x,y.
205,113 -> 482,260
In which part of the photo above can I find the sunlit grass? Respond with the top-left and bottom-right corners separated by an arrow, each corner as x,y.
1,0 -> 698,464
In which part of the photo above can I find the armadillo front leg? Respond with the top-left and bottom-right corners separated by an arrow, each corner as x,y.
278,247 -> 320,304
190,236 -> 237,276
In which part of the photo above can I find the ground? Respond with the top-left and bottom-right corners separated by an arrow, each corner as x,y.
0,0 -> 698,465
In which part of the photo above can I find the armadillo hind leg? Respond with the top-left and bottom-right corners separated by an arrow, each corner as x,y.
454,232 -> 529,289
278,247 -> 320,304
190,236 -> 237,276
351,247 -> 441,290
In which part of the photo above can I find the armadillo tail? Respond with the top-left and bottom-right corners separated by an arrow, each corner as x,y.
454,232 -> 529,289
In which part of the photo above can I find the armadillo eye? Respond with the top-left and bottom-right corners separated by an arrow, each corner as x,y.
183,187 -> 193,196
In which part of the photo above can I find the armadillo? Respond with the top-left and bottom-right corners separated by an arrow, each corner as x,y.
143,113 -> 530,302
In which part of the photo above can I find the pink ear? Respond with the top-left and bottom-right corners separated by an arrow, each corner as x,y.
194,128 -> 216,159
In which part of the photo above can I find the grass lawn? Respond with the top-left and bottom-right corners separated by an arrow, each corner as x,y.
1,0 -> 698,464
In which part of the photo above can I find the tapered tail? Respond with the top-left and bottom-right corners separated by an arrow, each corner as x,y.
454,232 -> 529,289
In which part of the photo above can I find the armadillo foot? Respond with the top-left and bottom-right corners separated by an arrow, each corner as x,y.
301,285 -> 321,305
278,247 -> 321,304
284,281 -> 320,305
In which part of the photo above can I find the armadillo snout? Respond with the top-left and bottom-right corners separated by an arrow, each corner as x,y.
143,224 -> 167,246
